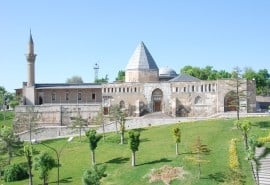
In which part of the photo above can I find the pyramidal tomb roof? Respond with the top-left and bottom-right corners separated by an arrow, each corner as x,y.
126,41 -> 159,71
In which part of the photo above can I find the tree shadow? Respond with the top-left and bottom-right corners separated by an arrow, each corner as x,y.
138,158 -> 172,166
49,176 -> 73,184
140,138 -> 150,143
256,121 -> 270,128
133,128 -> 147,132
106,157 -> 129,164
204,172 -> 227,183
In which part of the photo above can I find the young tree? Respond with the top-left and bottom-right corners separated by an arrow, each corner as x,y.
0,126 -> 23,164
24,143 -> 34,185
128,130 -> 140,167
34,152 -> 57,185
234,119 -> 251,150
173,126 -> 181,155
71,109 -> 87,142
93,108 -> 106,141
110,106 -> 127,144
185,137 -> 210,178
14,106 -> 40,142
86,129 -> 102,165
227,67 -> 246,120
82,165 -> 107,185
119,112 -> 126,144
0,86 -> 7,120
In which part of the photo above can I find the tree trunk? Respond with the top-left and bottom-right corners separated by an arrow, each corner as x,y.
176,143 -> 179,155
102,123 -> 105,141
120,132 -> 124,144
79,127 -> 82,142
115,121 -> 118,133
244,133 -> 248,150
91,150 -> 96,165
29,168 -> 33,185
131,152 -> 136,167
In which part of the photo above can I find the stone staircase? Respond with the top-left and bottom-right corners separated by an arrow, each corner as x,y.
253,147 -> 270,185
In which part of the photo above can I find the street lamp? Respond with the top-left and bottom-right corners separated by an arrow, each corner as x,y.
32,137 -> 73,185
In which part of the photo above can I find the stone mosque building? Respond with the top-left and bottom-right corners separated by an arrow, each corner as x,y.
15,33 -> 257,128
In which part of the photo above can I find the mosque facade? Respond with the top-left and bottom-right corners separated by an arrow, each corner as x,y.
15,33 -> 257,126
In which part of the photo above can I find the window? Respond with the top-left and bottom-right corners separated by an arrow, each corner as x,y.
78,92 -> 82,101
208,84 -> 211,92
183,87 -> 186,92
92,93 -> 96,100
201,85 -> 204,92
176,87 -> 179,92
134,87 -> 137,92
192,85 -> 194,92
119,88 -> 121,92
104,88 -> 106,93
51,93 -> 56,101
123,88 -> 125,93
127,88 -> 129,93
65,92 -> 69,101
111,88 -> 114,93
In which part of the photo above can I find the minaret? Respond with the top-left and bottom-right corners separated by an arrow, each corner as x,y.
26,30 -> 37,87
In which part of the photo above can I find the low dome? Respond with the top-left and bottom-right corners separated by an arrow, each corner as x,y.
159,67 -> 177,78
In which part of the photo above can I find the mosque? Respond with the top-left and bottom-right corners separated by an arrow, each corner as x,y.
15,33 -> 256,127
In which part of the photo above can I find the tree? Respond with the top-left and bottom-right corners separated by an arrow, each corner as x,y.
14,106 -> 40,142
185,137 -> 210,178
173,126 -> 181,155
24,143 -> 34,185
71,109 -> 87,142
0,126 -> 23,164
110,105 -> 127,144
82,165 -> 107,185
128,130 -> 140,167
95,75 -> 109,84
93,107 -> 106,141
66,75 -> 84,84
115,70 -> 125,81
86,129 -> 102,165
34,152 -> 57,185
234,119 -> 251,150
0,86 -> 7,120
228,67 -> 247,120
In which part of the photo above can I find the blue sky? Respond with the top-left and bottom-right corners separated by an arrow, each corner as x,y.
1,1 -> 270,92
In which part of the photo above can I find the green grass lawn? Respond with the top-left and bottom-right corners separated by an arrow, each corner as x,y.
1,113 -> 270,185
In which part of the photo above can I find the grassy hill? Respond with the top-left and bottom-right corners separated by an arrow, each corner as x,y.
1,112 -> 270,184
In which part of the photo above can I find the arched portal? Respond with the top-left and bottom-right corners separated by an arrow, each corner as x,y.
152,89 -> 163,112
224,91 -> 238,112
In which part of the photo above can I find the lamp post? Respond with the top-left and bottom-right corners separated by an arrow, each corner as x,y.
34,137 -> 73,185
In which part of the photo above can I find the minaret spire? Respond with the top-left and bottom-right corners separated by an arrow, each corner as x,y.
26,30 -> 37,87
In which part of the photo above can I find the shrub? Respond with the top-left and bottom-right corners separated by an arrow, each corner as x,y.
229,139 -> 239,171
4,163 -> 28,182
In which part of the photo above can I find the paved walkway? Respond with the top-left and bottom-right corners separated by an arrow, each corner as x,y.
253,147 -> 270,185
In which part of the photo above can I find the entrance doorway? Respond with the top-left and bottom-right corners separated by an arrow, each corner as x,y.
152,89 -> 163,112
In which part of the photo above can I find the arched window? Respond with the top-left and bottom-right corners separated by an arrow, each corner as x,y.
120,100 -> 125,109
194,96 -> 202,104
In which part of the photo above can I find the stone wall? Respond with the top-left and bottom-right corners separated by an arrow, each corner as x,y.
14,104 -> 101,133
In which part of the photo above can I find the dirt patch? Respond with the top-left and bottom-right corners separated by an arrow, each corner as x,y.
145,165 -> 187,185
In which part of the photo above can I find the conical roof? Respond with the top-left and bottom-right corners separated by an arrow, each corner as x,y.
126,41 -> 158,70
